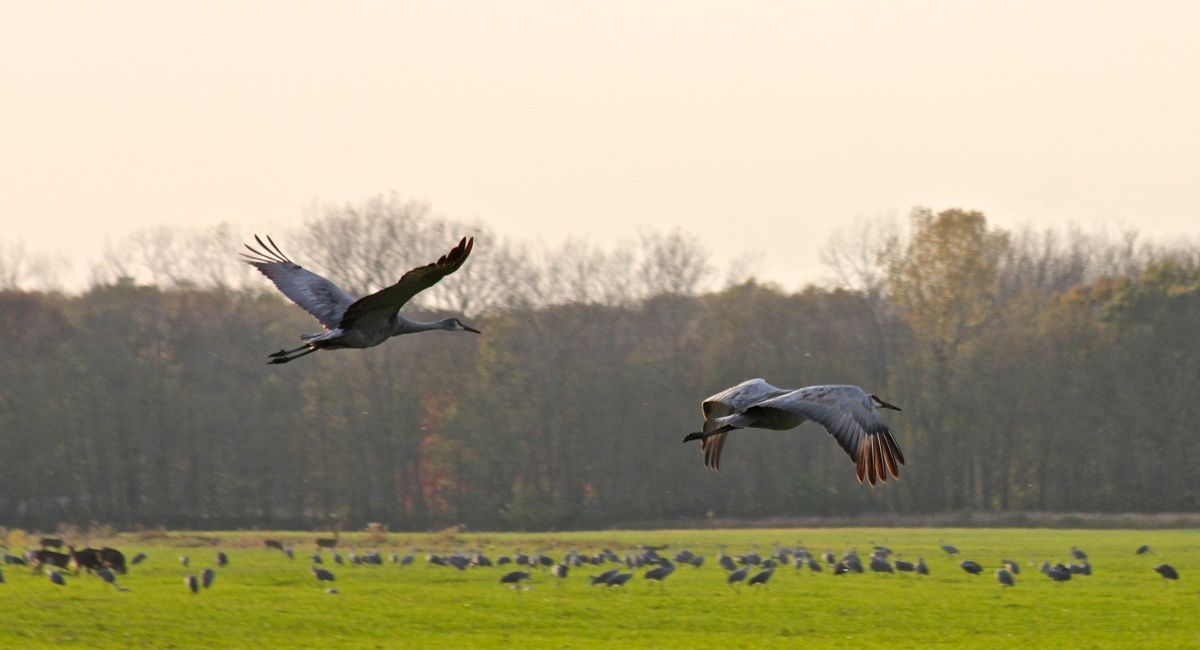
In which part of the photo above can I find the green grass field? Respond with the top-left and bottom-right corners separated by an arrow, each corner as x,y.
2,528 -> 1195,649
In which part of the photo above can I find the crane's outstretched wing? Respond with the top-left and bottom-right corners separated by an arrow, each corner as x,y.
242,235 -> 357,330
699,378 -> 791,470
742,385 -> 905,485
338,237 -> 474,331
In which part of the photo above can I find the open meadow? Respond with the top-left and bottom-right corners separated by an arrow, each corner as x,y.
2,527 -> 1196,649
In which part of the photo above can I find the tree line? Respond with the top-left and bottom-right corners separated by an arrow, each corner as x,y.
1,199 -> 1197,531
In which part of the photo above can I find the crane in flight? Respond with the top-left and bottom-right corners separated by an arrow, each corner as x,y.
242,235 -> 480,364
682,379 -> 905,485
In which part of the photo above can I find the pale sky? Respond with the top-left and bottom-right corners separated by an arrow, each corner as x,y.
2,1 -> 1198,290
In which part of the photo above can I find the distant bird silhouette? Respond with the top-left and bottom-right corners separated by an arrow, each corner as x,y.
216,552 -> 228,567
727,566 -> 750,585
606,572 -> 634,587
500,571 -> 531,586
1045,564 -> 1072,582
644,562 -> 675,585
1154,564 -> 1179,581
748,568 -> 774,586
960,561 -> 983,575
551,564 -> 569,581
1001,559 -> 1020,575
311,566 -> 335,583
202,568 -> 216,589
915,557 -> 929,575
48,570 -> 66,586
243,235 -> 480,364
591,569 -> 620,585
939,540 -> 959,556
285,548 -> 294,560
684,381 -> 904,484
264,539 -> 284,551
184,575 -> 199,593
179,555 -> 189,567
869,557 -> 894,573
1136,545 -> 1151,555
894,558 -> 914,572
996,568 -> 1014,587
1070,546 -> 1088,561
130,552 -> 147,566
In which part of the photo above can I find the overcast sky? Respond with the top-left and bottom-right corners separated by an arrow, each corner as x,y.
2,0 -> 1198,290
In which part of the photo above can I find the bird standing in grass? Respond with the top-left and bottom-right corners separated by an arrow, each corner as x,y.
684,382 -> 904,484
1154,564 -> 1179,581
243,235 -> 480,364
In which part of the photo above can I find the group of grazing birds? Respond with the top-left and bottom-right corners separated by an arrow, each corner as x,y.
244,236 -> 906,486
943,542 -> 1181,587
2,537 -> 134,591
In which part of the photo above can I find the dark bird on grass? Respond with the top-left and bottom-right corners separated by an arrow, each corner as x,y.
48,570 -> 66,586
1136,545 -> 1151,555
311,554 -> 323,564
684,381 -> 904,484
915,557 -> 929,575
40,537 -> 64,549
202,568 -> 216,589
243,235 -> 480,364
1154,564 -> 1179,581
130,552 -> 147,566
869,557 -> 894,573
823,550 -> 836,565
939,540 -> 959,556
216,552 -> 228,567
400,554 -> 414,565
500,571 -> 531,586
97,567 -> 118,588
1070,546 -> 1088,561
497,556 -> 512,566
727,566 -> 750,585
591,569 -> 620,585
748,568 -> 774,586
184,575 -> 198,593
606,572 -> 634,587
894,558 -> 914,572
285,548 -> 294,560
551,564 -> 569,580
264,539 -> 284,551
4,554 -> 27,566
179,555 -> 189,567
719,555 -> 738,572
644,561 -> 675,583
325,588 -> 339,595
1045,564 -> 1072,582
1069,562 -> 1091,576
960,561 -> 983,575
995,568 -> 1015,587
333,553 -> 344,565
1001,559 -> 1020,575
688,555 -> 705,568
806,557 -> 823,573
311,566 -> 335,582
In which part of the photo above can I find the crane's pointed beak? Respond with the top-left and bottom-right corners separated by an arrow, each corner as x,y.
877,399 -> 901,412
462,324 -> 481,334
682,431 -> 706,443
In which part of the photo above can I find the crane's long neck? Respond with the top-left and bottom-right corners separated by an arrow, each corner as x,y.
393,315 -> 456,335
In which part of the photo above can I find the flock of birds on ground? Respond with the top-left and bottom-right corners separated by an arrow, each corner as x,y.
244,236 -> 909,485
1,534 -> 1181,596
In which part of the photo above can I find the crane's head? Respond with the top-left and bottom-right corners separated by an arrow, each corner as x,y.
869,394 -> 902,411
444,317 -> 481,334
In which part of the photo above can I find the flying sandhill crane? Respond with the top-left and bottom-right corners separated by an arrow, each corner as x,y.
242,235 -> 480,364
683,381 -> 904,485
